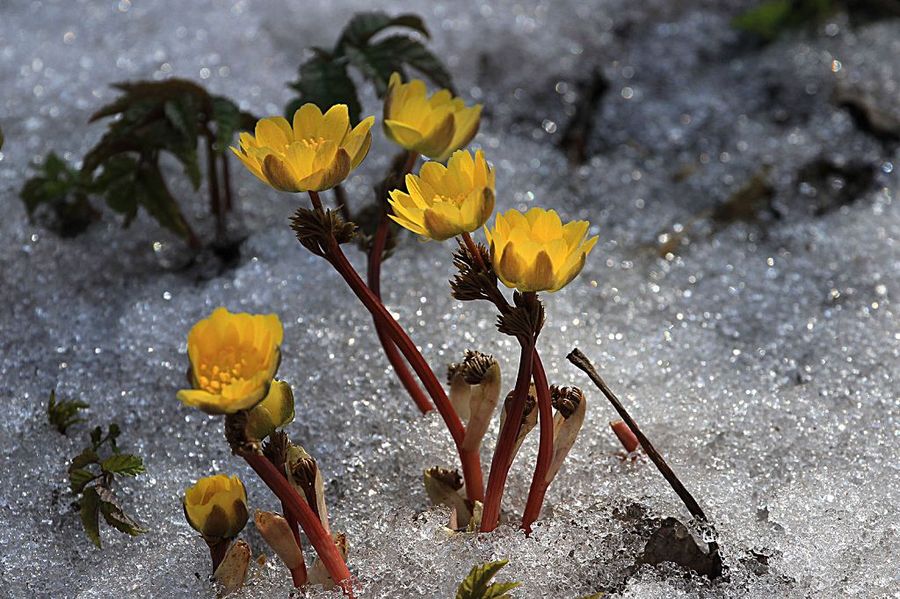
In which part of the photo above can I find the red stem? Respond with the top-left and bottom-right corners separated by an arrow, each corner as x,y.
368,216 -> 432,414
481,336 -> 535,532
521,352 -> 553,533
208,539 -> 230,574
309,191 -> 483,502
461,232 -> 487,271
326,232 -> 485,501
611,419 -> 640,453
243,453 -> 352,596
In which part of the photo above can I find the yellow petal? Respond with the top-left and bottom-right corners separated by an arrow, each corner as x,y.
527,250 -> 556,292
423,206 -> 462,241
255,118 -> 292,150
498,241 -> 526,288
418,113 -> 456,159
342,115 -> 375,169
384,119 -> 424,150
262,154 -> 301,192
297,147 -> 351,191
320,104 -> 351,142
178,388 -> 228,415
292,103 -> 324,140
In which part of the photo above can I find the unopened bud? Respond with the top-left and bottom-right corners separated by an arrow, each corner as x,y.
214,539 -> 250,595
254,510 -> 304,572
308,533 -> 349,589
286,445 -> 330,534
246,380 -> 295,442
545,386 -> 588,484
500,384 -> 538,460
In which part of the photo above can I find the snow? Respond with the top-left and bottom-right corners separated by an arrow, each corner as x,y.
1,0 -> 899,597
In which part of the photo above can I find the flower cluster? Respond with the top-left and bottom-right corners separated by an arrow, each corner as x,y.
180,69 -> 601,594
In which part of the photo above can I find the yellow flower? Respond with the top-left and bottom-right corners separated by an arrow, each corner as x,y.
388,149 -> 495,241
245,380 -> 295,441
485,207 -> 598,293
178,307 -> 284,415
183,474 -> 249,542
231,104 -> 375,192
383,72 -> 482,161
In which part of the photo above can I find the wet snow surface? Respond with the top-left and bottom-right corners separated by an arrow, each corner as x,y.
1,0 -> 899,597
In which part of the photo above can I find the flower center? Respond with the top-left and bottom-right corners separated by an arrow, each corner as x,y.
433,193 -> 467,207
196,347 -> 249,393
300,136 -> 327,150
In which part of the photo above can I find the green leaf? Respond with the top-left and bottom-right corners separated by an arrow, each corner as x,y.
287,52 -> 363,125
93,155 -> 140,225
133,161 -> 192,240
101,454 -> 144,477
107,423 -> 121,453
163,99 -> 202,188
732,0 -> 833,41
47,390 -> 89,435
338,11 -> 429,49
80,486 -> 102,548
345,35 -> 453,96
211,96 -> 242,152
90,426 -> 103,449
69,447 -> 100,470
456,560 -> 520,599
69,468 -> 97,494
20,154 -> 98,238
97,486 -> 147,538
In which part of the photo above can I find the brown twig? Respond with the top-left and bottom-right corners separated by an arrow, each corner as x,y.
566,348 -> 718,554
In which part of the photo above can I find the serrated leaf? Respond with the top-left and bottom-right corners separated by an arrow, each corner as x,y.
345,35 -> 453,96
456,560 -> 519,599
338,11 -> 430,48
47,390 -> 89,435
80,486 -> 102,548
101,453 -> 144,477
97,486 -> 147,537
287,53 -> 362,124
69,468 -> 97,494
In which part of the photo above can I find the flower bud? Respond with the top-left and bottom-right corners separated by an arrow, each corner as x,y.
308,533 -> 349,589
423,467 -> 472,528
254,510 -> 304,572
214,539 -> 250,595
285,445 -> 330,534
245,380 -> 295,441
545,386 -> 587,484
499,384 -> 538,461
183,474 -> 249,544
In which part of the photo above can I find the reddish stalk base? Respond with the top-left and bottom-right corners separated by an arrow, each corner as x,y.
243,453 -> 352,596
